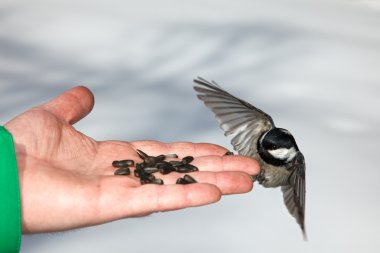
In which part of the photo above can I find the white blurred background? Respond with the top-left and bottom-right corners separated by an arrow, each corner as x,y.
1,0 -> 380,252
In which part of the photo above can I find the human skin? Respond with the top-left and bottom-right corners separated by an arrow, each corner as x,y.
4,86 -> 260,234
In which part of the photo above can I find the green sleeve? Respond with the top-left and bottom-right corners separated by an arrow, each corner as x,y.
0,126 -> 22,253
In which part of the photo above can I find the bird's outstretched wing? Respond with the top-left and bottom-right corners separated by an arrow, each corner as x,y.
193,77 -> 275,157
281,152 -> 306,239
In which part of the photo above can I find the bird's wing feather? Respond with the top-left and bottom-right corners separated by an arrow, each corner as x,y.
281,152 -> 306,239
193,77 -> 275,157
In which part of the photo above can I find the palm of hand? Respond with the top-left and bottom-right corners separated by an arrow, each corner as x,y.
5,86 -> 259,233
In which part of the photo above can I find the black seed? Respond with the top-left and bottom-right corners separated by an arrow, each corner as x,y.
114,167 -> 131,175
224,151 -> 234,156
176,164 -> 198,173
165,154 -> 178,159
155,155 -> 167,162
134,163 -> 144,177
184,164 -> 199,172
140,173 -> 155,184
137,150 -> 173,167
176,176 -> 196,185
143,157 -> 158,167
112,160 -> 134,167
176,178 -> 188,184
156,161 -> 170,166
158,163 -> 175,175
169,161 -> 184,167
152,178 -> 164,185
176,165 -> 192,173
176,174 -> 197,184
183,174 -> 197,183
136,149 -> 148,159
134,170 -> 141,177
140,179 -> 151,184
182,156 -> 194,164
143,167 -> 159,174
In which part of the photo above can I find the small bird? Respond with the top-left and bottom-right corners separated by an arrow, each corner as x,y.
193,77 -> 306,238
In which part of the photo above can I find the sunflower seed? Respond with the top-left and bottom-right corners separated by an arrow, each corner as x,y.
112,160 -> 134,167
143,167 -> 159,174
169,161 -> 184,167
114,167 -> 131,175
152,178 -> 164,185
182,156 -> 194,164
134,163 -> 144,177
183,174 -> 197,183
176,178 -> 187,184
164,154 -> 178,159
140,173 -> 156,184
176,164 -> 199,173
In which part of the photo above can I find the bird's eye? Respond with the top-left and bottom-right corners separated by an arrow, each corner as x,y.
272,145 -> 277,149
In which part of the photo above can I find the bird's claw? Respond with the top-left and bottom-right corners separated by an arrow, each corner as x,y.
251,169 -> 266,184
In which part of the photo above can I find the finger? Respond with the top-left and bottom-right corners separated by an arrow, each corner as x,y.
157,171 -> 253,194
97,177 -> 221,221
192,155 -> 260,175
41,86 -> 95,124
131,141 -> 229,157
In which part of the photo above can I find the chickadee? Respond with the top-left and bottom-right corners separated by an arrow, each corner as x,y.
193,77 -> 306,238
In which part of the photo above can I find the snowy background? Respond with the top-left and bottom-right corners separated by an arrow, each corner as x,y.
1,0 -> 380,252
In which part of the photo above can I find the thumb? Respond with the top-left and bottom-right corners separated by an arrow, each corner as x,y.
41,86 -> 95,124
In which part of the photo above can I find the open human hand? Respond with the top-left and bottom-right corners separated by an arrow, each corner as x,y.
4,86 -> 260,234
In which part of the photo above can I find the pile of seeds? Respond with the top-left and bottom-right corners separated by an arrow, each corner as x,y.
112,149 -> 198,185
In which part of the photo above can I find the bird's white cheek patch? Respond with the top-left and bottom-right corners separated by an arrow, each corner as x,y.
269,147 -> 297,161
